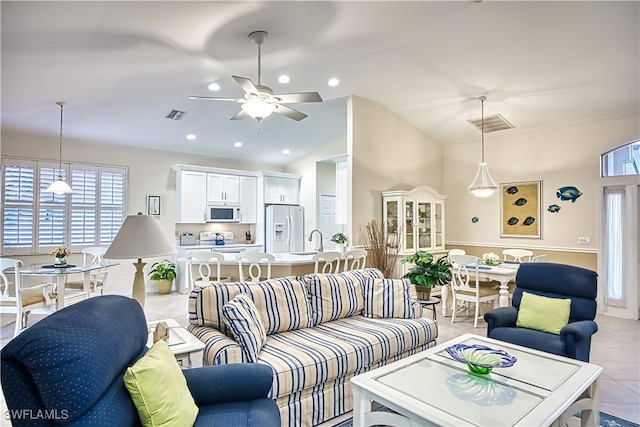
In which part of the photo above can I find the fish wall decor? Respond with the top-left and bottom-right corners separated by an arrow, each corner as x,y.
471,217 -> 479,223
500,181 -> 541,239
547,204 -> 561,213
513,197 -> 528,206
556,186 -> 583,203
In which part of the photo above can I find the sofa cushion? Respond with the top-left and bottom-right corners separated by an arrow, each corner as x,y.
124,340 -> 199,427
189,278 -> 313,335
363,278 -> 412,319
222,294 -> 268,362
258,315 -> 437,398
305,268 -> 384,325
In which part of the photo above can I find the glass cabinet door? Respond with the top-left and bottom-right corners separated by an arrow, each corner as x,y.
384,199 -> 399,249
404,200 -> 414,252
417,201 -> 431,250
434,202 -> 443,248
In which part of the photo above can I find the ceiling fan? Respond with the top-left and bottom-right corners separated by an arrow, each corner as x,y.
190,31 -> 323,122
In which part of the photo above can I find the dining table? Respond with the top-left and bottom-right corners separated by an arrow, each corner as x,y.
18,262 -> 119,309
441,261 -> 520,317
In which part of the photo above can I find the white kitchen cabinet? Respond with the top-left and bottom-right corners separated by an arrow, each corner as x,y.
176,170 -> 206,223
264,176 -> 299,205
382,186 -> 447,255
239,176 -> 258,223
206,173 -> 240,204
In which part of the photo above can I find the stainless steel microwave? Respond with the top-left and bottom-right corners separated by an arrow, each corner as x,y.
206,204 -> 240,222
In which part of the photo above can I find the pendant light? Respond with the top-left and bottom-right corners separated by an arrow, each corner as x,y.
468,96 -> 498,198
44,101 -> 73,195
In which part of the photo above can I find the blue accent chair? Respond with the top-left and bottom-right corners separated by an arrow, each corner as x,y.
1,295 -> 280,426
484,263 -> 598,362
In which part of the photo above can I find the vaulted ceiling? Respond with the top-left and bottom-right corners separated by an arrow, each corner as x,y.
2,1 -> 638,165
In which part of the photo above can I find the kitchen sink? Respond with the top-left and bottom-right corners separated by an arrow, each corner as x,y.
289,251 -> 319,256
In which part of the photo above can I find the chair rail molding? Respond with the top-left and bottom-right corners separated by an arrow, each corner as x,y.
446,241 -> 598,254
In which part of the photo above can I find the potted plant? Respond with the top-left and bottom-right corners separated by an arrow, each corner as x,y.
401,251 -> 452,300
148,260 -> 177,294
331,233 -> 348,253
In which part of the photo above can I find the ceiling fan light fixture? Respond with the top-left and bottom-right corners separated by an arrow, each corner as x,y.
44,101 -> 73,195
468,96 -> 497,198
241,99 -> 276,121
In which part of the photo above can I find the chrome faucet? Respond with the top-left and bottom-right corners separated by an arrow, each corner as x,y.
307,229 -> 323,253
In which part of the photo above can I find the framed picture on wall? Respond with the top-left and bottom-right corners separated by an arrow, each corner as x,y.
500,181 -> 541,239
147,195 -> 161,216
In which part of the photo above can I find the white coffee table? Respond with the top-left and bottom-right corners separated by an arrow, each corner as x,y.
351,333 -> 602,427
147,318 -> 205,368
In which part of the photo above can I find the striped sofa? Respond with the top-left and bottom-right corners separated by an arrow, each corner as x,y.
188,268 -> 438,427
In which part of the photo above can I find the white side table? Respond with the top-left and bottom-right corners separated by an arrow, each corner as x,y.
147,318 -> 205,368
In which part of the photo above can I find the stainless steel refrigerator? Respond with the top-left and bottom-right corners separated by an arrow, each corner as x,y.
265,205 -> 304,253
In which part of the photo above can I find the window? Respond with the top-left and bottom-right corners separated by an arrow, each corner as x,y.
1,158 -> 127,255
602,139 -> 640,177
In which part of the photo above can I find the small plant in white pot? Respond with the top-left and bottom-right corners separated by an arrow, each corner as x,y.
331,233 -> 348,253
148,260 -> 176,294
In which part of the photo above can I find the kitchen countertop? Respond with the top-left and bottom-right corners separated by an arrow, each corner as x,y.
186,252 -> 316,266
176,243 -> 263,250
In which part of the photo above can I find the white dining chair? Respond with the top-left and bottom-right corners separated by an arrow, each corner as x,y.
312,251 -> 342,274
237,252 -> 275,283
449,254 -> 500,328
502,249 -> 534,263
341,249 -> 367,272
65,247 -> 110,295
531,254 -> 549,263
1,258 -> 57,337
186,251 -> 227,289
447,248 -> 466,263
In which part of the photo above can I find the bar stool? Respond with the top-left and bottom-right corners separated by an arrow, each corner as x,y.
237,252 -> 275,282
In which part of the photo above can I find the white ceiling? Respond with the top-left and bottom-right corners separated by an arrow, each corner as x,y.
2,1 -> 638,165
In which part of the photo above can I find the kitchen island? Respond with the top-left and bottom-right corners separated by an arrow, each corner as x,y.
176,251 -> 320,292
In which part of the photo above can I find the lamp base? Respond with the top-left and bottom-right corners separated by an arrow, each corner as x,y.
132,260 -> 146,308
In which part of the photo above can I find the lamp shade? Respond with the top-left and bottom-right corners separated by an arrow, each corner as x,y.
468,162 -> 498,198
241,99 -> 276,120
44,175 -> 74,195
104,213 -> 176,260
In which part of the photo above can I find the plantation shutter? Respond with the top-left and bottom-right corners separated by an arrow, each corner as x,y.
2,160 -> 35,251
70,166 -> 98,246
99,167 -> 126,244
37,162 -> 68,251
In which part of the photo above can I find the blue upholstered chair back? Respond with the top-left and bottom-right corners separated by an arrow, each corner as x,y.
1,295 -> 148,426
513,262 -> 597,323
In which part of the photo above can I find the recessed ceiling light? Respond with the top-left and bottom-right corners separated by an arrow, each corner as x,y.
186,134 -> 197,140
208,83 -> 221,91
328,78 -> 340,87
278,75 -> 290,84
234,141 -> 243,147
282,149 -> 291,155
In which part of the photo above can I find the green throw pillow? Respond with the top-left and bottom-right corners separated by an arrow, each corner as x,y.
516,291 -> 571,334
124,340 -> 199,427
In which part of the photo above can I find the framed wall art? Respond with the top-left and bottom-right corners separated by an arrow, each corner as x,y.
500,181 -> 541,238
147,195 -> 161,216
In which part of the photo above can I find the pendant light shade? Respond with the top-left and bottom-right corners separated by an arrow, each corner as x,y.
241,99 -> 276,121
44,102 -> 73,195
468,96 -> 498,198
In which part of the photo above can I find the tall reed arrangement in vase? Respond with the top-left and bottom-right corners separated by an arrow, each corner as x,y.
360,219 -> 400,278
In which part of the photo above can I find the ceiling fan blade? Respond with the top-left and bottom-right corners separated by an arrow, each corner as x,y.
275,92 -> 323,104
274,104 -> 308,121
189,96 -> 239,102
230,109 -> 249,121
232,75 -> 258,94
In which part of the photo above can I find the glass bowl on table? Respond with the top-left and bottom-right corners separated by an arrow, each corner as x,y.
445,343 -> 517,375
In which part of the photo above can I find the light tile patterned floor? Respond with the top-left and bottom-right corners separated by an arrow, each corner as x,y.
1,292 -> 639,424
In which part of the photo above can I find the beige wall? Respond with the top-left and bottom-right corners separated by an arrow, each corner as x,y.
1,129 -> 283,293
444,113 -> 639,255
285,137 -> 347,250
349,96 -> 444,244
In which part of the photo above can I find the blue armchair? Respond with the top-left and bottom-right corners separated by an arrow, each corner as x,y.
1,295 -> 280,427
484,262 -> 598,362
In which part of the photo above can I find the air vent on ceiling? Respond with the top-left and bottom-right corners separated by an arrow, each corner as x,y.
166,110 -> 187,120
468,113 -> 514,133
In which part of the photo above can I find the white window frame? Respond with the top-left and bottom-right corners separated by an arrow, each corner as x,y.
1,157 -> 128,256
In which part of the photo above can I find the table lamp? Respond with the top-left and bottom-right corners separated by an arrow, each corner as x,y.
104,212 -> 176,308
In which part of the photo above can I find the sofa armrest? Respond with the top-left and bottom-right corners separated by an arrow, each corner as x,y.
188,325 -> 247,364
410,300 -> 424,319
560,320 -> 598,362
183,363 -> 274,406
484,307 -> 518,334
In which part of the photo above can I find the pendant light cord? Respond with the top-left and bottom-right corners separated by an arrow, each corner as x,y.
480,96 -> 486,163
257,43 -> 262,86
56,101 -> 65,173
